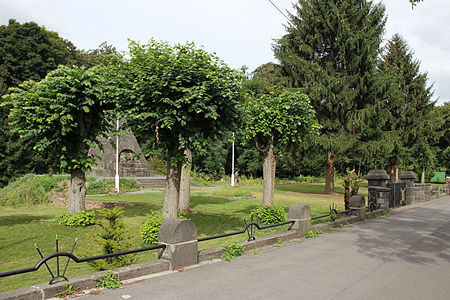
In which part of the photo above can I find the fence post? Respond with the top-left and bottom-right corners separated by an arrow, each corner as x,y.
350,196 -> 365,221
288,204 -> 311,238
158,219 -> 198,270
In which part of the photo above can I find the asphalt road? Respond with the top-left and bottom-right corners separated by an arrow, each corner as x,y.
79,197 -> 450,300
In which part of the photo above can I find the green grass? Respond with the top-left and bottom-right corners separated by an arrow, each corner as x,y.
0,181 -> 355,293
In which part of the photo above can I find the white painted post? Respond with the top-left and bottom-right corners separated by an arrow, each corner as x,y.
115,117 -> 120,193
231,132 -> 235,187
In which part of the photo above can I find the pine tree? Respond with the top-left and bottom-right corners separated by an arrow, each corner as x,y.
274,0 -> 386,193
378,34 -> 436,181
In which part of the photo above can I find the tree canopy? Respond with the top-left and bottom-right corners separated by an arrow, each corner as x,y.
2,65 -> 117,214
119,40 -> 244,218
242,90 -> 320,206
273,0 -> 386,193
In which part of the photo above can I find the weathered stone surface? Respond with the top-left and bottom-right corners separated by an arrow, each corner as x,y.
288,204 -> 311,237
399,170 -> 416,183
365,170 -> 389,187
89,123 -> 157,178
158,219 -> 198,244
0,286 -> 42,300
158,219 -> 198,269
350,196 -> 366,220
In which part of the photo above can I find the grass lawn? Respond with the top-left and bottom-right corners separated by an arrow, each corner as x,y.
0,180 -> 365,292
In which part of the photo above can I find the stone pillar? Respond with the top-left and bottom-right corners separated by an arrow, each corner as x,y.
288,204 -> 311,238
158,219 -> 198,270
366,170 -> 390,208
399,170 -> 416,205
350,196 -> 366,221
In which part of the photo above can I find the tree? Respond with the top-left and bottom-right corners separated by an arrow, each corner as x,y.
242,90 -> 320,206
120,40 -> 243,219
274,0 -> 386,193
2,65 -> 116,214
0,19 -> 82,186
378,34 -> 436,180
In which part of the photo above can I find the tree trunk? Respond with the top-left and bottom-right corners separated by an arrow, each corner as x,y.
324,151 -> 335,194
421,166 -> 426,183
179,148 -> 192,213
389,156 -> 397,182
262,139 -> 276,207
163,143 -> 182,219
68,169 -> 86,215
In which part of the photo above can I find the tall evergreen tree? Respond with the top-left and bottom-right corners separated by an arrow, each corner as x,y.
274,0 -> 386,193
378,34 -> 436,181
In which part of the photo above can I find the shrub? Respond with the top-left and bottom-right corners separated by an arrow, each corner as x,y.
58,211 -> 96,227
86,176 -> 140,195
250,206 -> 287,225
89,207 -> 135,270
96,270 -> 122,289
147,156 -> 167,175
222,242 -> 244,261
293,175 -> 325,183
0,174 -> 65,206
140,210 -> 165,245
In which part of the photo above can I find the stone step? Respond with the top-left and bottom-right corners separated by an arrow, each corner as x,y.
136,177 -> 166,188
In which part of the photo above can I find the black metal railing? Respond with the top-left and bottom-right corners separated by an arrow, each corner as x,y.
198,220 -> 295,243
0,237 -> 165,284
311,204 -> 353,222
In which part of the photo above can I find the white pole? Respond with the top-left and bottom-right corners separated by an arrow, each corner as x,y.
115,117 -> 120,193
231,132 -> 235,187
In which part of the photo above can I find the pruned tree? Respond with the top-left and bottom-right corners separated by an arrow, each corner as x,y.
242,90 -> 320,206
2,65 -> 116,214
120,40 -> 243,219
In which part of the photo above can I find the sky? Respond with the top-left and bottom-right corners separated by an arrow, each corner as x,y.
1,0 -> 448,104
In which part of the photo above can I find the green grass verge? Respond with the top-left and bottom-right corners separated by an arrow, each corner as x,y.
0,181 -> 356,292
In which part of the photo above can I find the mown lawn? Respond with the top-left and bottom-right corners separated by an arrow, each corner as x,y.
0,181 -> 364,292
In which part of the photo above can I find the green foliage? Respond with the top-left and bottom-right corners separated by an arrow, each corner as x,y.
250,206 -> 287,225
120,39 -> 244,160
294,176 -> 325,183
221,242 -> 244,261
86,176 -> 140,195
89,207 -> 135,270
140,210 -> 165,245
0,174 -> 64,206
96,270 -> 122,289
2,65 -> 117,174
146,156 -> 167,176
304,229 -> 323,238
243,91 -> 320,151
58,211 -> 96,227
56,284 -> 81,298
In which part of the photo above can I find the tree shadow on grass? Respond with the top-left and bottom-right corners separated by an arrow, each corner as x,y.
0,215 -> 54,227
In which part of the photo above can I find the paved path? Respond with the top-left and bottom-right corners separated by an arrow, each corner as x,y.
80,197 -> 450,300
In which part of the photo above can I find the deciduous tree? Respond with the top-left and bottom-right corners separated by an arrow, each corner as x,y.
2,65 -> 116,214
120,40 -> 243,218
242,90 -> 320,206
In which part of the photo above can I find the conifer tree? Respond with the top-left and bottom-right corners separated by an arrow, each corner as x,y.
274,0 -> 386,193
378,34 -> 436,181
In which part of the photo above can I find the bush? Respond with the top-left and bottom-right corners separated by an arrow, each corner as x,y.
147,156 -> 167,175
86,176 -> 140,195
250,206 -> 287,225
222,242 -> 244,261
293,175 -> 325,183
0,174 -> 65,206
58,211 -> 96,227
140,210 -> 165,245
